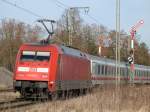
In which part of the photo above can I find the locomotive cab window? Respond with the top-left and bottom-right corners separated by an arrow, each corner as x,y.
20,51 -> 50,61
36,52 -> 50,61
20,51 -> 35,61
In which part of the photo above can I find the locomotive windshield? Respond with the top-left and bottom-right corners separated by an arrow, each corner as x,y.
36,51 -> 50,61
20,51 -> 50,61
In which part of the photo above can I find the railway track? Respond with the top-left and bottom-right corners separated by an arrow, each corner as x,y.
0,88 -> 14,92
0,98 -> 37,111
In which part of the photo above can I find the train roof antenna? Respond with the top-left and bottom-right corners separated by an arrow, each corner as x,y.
37,19 -> 56,44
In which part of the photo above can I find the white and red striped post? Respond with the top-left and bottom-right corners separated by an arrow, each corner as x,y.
129,20 -> 144,82
130,30 -> 135,81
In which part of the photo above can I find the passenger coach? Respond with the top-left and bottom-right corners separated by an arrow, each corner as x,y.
89,55 -> 150,85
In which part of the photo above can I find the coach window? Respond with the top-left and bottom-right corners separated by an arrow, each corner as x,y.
139,70 -> 142,77
92,62 -> 96,74
110,66 -> 112,76
107,66 -> 109,75
123,68 -> 125,76
126,68 -> 129,76
100,65 -> 102,75
139,70 -> 141,77
120,68 -> 121,76
134,70 -> 136,77
124,68 -> 126,76
138,70 -> 140,77
143,71 -> 145,77
105,65 -> 107,76
109,66 -> 112,76
142,71 -> 144,77
146,71 -> 148,77
123,68 -> 126,77
139,71 -> 141,77
98,64 -> 101,75
109,66 -> 111,76
120,68 -> 123,76
96,63 -> 99,75
136,70 -> 138,77
120,68 -> 122,76
113,67 -> 115,76
101,65 -> 104,75
122,68 -> 124,76
145,71 -> 147,77
94,63 -> 99,75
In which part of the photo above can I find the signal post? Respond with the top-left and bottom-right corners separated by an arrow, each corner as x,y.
129,30 -> 135,82
128,20 -> 144,83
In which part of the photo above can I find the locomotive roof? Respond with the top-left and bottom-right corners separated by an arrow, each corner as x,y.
21,43 -> 88,59
59,45 -> 88,59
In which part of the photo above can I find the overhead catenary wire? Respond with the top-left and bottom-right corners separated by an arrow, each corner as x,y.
49,0 -> 66,10
86,14 -> 101,24
50,0 -> 101,24
54,0 -> 69,8
1,0 -> 101,25
1,0 -> 42,18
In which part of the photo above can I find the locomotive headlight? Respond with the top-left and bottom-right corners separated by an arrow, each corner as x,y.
37,68 -> 48,73
49,81 -> 55,88
17,67 -> 29,72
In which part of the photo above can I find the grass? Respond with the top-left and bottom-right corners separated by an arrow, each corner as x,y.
5,84 -> 150,112
0,91 -> 20,102
0,85 -> 7,90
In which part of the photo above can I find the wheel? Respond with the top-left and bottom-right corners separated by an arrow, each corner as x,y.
60,91 -> 66,100
51,92 -> 58,101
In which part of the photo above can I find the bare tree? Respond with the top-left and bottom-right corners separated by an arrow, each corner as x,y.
0,19 -> 42,71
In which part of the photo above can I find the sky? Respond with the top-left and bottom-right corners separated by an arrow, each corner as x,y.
0,0 -> 150,47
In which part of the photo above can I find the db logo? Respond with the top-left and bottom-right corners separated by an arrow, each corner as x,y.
30,68 -> 37,72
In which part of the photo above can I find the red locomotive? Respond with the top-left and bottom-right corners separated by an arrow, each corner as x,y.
14,43 -> 91,99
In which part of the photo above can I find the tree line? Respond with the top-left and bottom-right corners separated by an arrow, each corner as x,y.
0,19 -> 41,71
0,10 -> 150,71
